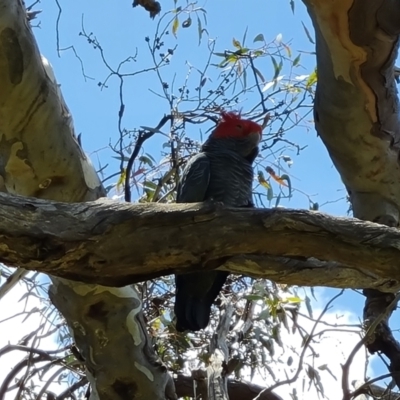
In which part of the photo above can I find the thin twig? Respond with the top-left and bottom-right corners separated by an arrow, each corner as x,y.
124,114 -> 173,202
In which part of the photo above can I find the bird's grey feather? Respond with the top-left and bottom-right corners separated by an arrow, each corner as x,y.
177,153 -> 210,202
174,136 -> 257,332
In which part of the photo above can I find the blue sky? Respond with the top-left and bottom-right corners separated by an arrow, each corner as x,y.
33,0 -> 347,213
0,0 -> 392,395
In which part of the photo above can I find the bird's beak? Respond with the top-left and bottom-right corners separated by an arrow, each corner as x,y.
250,131 -> 262,144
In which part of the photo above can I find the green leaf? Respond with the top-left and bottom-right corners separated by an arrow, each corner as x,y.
201,9 -> 208,24
305,295 -> 313,318
311,202 -> 319,211
242,26 -> 248,45
258,170 -> 270,189
282,43 -> 291,58
274,193 -> 281,207
293,54 -> 301,67
285,296 -> 302,304
65,354 -> 77,365
176,334 -> 191,350
226,54 -> 239,64
260,337 -> 275,356
143,180 -> 157,190
172,16 -> 179,38
237,47 -> 249,55
310,287 -> 317,301
145,152 -> 156,164
253,33 -> 265,42
200,76 -> 207,88
104,184 -> 114,194
139,155 -> 154,167
112,155 -> 130,162
242,67 -> 247,88
254,67 -> 265,83
216,52 -> 239,68
290,0 -> 295,13
271,56 -> 282,80
182,17 -> 191,28
302,21 -> 315,44
267,187 -> 273,201
306,69 -> 318,88
141,189 -> 154,202
272,325 -> 283,347
232,38 -> 241,49
197,16 -> 203,45
280,174 -> 292,197
236,59 -> 242,76
258,309 -> 270,321
116,169 -> 126,191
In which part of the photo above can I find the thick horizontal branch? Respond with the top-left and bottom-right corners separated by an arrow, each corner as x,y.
1,192 -> 400,290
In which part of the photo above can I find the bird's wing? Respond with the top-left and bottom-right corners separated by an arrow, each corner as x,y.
175,152 -> 227,331
177,152 -> 210,203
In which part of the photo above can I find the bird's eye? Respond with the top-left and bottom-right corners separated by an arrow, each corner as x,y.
236,124 -> 243,130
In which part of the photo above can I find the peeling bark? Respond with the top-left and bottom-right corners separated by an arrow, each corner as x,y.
303,0 -> 400,389
49,281 -> 176,400
0,0 -> 177,398
303,0 -> 400,222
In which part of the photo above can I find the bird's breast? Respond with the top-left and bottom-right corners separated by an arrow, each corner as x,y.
205,152 -> 254,206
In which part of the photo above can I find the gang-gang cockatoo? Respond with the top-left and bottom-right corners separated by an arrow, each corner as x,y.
174,111 -> 263,331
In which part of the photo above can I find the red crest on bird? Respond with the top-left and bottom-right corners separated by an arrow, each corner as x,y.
211,111 -> 263,141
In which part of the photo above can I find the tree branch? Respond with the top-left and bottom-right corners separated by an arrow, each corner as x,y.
174,374 -> 284,400
0,192 -> 400,290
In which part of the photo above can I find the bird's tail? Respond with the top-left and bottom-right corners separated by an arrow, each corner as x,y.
174,271 -> 228,332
